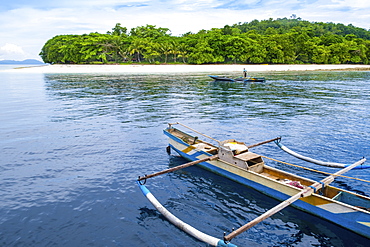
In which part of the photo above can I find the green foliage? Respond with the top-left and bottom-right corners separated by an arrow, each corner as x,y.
108,23 -> 127,37
40,18 -> 370,64
130,24 -> 170,39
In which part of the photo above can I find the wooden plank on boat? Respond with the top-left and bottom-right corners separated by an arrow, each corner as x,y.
235,152 -> 260,161
223,157 -> 366,242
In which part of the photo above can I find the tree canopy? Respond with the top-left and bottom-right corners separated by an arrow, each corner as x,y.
39,18 -> 370,65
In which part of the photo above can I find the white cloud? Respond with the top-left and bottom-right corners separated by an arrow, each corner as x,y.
0,43 -> 27,60
0,0 -> 369,61
329,0 -> 370,9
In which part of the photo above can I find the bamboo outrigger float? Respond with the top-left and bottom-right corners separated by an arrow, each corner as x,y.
274,138 -> 370,169
137,123 -> 370,246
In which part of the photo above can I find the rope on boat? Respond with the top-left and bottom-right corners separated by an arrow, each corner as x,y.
137,181 -> 237,247
260,155 -> 370,184
168,122 -> 221,144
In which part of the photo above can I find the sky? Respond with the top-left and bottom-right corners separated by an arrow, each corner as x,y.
1,0 -> 370,61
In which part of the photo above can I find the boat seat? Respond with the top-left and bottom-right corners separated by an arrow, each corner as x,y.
235,152 -> 264,173
193,143 -> 218,153
235,152 -> 261,161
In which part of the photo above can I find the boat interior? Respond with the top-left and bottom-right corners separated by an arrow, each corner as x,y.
166,127 -> 370,211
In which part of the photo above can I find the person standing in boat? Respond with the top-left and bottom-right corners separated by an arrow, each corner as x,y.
243,68 -> 247,78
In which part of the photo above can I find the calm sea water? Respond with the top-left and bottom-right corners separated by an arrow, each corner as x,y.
0,68 -> 369,247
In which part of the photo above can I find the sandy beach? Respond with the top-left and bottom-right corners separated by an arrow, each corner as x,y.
4,64 -> 370,74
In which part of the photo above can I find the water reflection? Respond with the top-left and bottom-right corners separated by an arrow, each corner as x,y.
43,72 -> 370,168
43,71 -> 370,124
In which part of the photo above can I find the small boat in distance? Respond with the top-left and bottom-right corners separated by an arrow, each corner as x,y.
137,123 -> 369,247
209,75 -> 265,82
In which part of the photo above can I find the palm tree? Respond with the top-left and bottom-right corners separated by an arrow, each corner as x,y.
129,38 -> 146,62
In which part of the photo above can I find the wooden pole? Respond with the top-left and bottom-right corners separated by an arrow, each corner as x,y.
223,157 -> 366,242
247,137 -> 280,149
138,154 -> 219,181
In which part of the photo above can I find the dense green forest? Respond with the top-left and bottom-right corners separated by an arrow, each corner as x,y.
39,17 -> 370,65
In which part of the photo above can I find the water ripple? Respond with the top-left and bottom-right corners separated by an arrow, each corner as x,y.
0,71 -> 369,246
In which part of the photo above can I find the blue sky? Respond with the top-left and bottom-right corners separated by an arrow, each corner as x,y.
1,0 -> 369,61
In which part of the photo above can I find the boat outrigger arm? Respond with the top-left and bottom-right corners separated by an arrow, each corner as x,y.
274,138 -> 369,169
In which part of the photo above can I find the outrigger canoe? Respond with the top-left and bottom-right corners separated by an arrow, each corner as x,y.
209,75 -> 265,82
137,123 -> 369,246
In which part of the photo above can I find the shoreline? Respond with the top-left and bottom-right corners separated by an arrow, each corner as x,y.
3,64 -> 370,74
